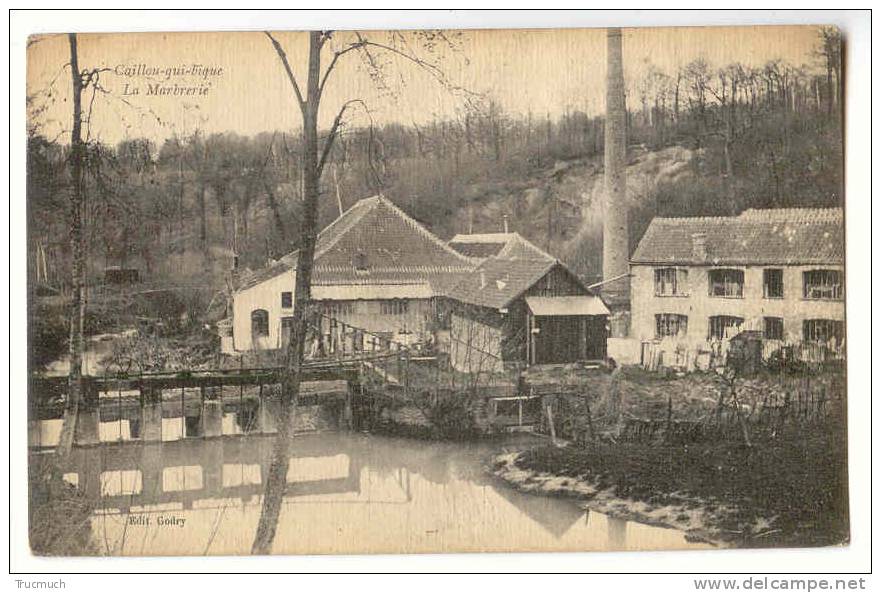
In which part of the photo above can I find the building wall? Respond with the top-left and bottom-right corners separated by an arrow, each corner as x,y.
630,263 -> 845,346
315,298 -> 435,344
450,310 -> 504,374
233,270 -> 296,351
449,264 -> 602,371
233,270 -> 435,351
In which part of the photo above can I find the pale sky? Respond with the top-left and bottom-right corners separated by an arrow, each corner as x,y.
26,26 -> 824,146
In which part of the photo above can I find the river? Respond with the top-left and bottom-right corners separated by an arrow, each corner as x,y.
32,424 -> 711,555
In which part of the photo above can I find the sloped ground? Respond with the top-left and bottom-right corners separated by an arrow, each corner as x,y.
447,145 -> 696,282
492,367 -> 849,549
493,424 -> 848,549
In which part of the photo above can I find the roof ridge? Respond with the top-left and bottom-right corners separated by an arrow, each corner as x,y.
497,233 -> 558,263
652,207 -> 843,224
374,196 -> 478,265
313,195 -> 381,260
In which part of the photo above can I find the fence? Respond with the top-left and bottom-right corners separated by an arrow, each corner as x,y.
640,337 -> 845,373
538,374 -> 844,447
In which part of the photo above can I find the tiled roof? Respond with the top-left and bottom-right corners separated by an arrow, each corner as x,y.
444,233 -> 561,309
631,208 -> 844,266
237,195 -> 474,293
236,251 -> 299,291
449,233 -> 515,259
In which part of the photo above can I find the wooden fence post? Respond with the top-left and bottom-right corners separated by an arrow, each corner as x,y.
546,400 -> 557,446
665,395 -> 673,441
778,390 -> 790,436
585,403 -> 595,445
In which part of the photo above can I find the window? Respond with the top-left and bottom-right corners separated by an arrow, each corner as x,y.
381,299 -> 409,315
763,269 -> 784,299
803,269 -> 843,300
250,309 -> 269,336
708,269 -> 744,298
654,268 -> 689,296
764,317 -> 784,341
708,315 -> 744,340
354,252 -> 368,271
655,314 -> 688,338
323,301 -> 354,317
803,319 -> 844,344
281,291 -> 292,308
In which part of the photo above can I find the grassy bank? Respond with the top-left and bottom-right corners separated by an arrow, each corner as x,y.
28,456 -> 97,556
492,423 -> 848,548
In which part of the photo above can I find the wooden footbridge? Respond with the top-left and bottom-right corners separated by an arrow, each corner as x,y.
29,311 -> 431,448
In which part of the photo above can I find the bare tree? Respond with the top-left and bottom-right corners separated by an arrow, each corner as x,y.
251,29 -> 470,555
53,33 -> 87,466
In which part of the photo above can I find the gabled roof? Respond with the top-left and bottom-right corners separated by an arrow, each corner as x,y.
631,207 -> 844,266
444,233 -> 568,309
237,195 -> 474,293
236,251 -> 299,291
449,233 -> 517,259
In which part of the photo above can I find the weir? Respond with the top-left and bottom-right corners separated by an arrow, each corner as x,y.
28,363 -> 366,448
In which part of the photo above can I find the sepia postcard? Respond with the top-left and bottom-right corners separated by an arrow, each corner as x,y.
24,23 -> 848,558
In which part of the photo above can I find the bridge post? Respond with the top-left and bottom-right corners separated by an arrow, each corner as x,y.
140,385 -> 163,443
72,379 -> 100,446
69,379 -> 100,446
343,381 -> 354,431
258,397 -> 278,434
74,407 -> 100,446
200,398 -> 223,438
82,451 -> 101,500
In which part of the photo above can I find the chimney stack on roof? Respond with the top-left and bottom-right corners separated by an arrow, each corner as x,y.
502,214 -> 509,233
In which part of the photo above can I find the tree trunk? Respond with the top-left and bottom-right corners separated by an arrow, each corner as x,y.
198,182 -> 207,248
251,31 -> 323,556
55,33 -> 86,465
262,180 -> 288,246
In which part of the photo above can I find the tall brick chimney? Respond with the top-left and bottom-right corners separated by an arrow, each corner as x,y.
603,27 -> 629,303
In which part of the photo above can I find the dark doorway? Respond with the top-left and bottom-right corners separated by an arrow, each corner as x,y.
584,316 -> 608,360
534,316 -> 581,364
533,315 -> 607,364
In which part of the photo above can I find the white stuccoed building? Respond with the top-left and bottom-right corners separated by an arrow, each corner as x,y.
629,208 -> 845,360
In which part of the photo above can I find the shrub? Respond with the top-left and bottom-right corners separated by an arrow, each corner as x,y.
424,391 -> 480,439
29,306 -> 68,371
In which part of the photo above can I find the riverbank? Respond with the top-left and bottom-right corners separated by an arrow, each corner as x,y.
491,427 -> 849,549
28,455 -> 98,555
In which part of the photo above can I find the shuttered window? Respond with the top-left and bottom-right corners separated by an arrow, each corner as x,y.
708,315 -> 744,340
708,269 -> 744,298
655,313 -> 688,338
763,269 -> 784,298
764,317 -> 784,341
803,270 -> 843,300
381,300 -> 409,315
654,268 -> 689,296
803,319 -> 844,343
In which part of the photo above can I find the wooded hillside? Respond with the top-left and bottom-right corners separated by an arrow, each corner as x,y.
27,27 -> 842,293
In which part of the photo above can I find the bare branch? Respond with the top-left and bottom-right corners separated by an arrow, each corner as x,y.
318,40 -> 367,99
264,32 -> 306,113
352,32 -> 480,102
316,99 -> 366,179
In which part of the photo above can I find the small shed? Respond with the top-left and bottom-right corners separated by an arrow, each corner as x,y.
525,295 -> 609,364
445,233 -> 609,372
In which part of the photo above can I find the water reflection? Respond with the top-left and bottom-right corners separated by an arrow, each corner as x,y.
38,429 -> 712,556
